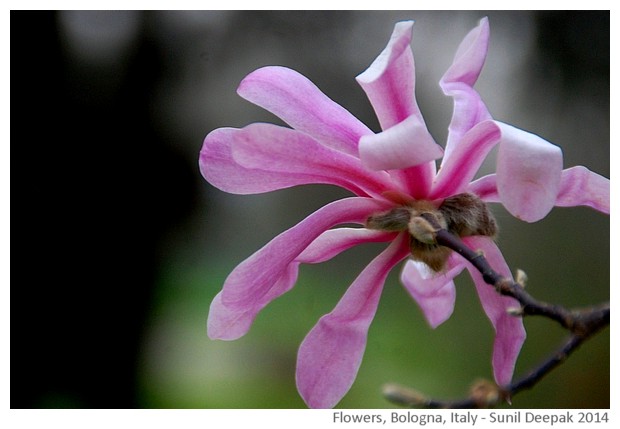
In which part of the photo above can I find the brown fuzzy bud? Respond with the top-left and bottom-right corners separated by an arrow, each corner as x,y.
439,193 -> 498,238
366,195 -> 497,273
366,206 -> 411,232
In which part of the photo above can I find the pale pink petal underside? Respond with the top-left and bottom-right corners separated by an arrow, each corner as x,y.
400,257 -> 464,328
359,114 -> 443,171
495,122 -> 563,222
555,166 -> 610,214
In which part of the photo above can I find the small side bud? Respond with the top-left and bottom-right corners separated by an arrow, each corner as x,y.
507,306 -> 524,317
515,269 -> 528,288
383,383 -> 429,407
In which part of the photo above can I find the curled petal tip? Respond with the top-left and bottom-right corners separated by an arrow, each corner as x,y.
359,114 -> 443,171
356,20 -> 418,130
355,21 -> 414,85
495,122 -> 563,222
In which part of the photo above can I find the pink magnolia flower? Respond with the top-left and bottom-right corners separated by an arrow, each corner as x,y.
199,18 -> 610,408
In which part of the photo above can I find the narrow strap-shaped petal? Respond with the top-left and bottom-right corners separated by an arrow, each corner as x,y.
296,233 -> 410,408
220,197 -> 391,311
200,127 -> 322,195
356,21 -> 436,197
462,236 -> 526,386
442,17 -> 490,89
208,262 -> 299,340
356,21 -> 419,130
237,66 -> 372,156
297,228 -> 396,264
440,17 -> 492,161
231,123 -> 399,199
400,256 -> 465,328
430,120 -> 501,199
555,166 -> 610,214
359,113 -> 443,171
209,229 -> 395,341
495,122 -> 563,222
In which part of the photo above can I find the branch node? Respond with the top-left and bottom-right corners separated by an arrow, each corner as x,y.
468,379 -> 502,408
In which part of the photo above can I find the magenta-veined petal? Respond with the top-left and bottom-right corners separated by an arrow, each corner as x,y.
231,123 -> 398,199
356,21 -> 439,198
468,174 -> 500,203
496,122 -> 563,222
356,20 -> 419,130
298,228 -> 396,264
440,18 -> 492,160
296,233 -> 410,408
555,166 -> 610,214
400,256 -> 465,328
209,229 -> 396,341
462,236 -> 526,386
359,114 -> 443,171
442,17 -> 490,88
220,197 -> 391,311
208,262 -> 299,340
430,120 -> 501,199
200,127 -> 324,195
237,66 -> 372,156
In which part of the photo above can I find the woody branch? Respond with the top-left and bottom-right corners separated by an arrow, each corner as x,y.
384,215 -> 610,408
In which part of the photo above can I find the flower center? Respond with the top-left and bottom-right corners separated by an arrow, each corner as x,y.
366,193 -> 497,271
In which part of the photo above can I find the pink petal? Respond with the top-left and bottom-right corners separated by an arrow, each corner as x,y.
298,228 -> 396,264
555,166 -> 610,214
430,120 -> 501,199
237,66 -> 372,156
495,122 -> 563,222
356,21 -> 439,198
220,197 -> 391,311
200,127 -> 319,195
209,228 -> 396,341
442,17 -> 490,88
440,18 -> 492,160
468,174 -> 500,203
462,236 -> 526,386
296,234 -> 410,408
232,123 -> 398,199
400,257 -> 464,328
359,113 -> 444,171
208,262 -> 299,340
356,21 -> 421,130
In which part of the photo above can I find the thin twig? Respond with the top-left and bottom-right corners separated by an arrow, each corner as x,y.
384,223 -> 609,408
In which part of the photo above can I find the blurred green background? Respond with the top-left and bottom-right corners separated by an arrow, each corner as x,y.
12,10 -> 609,409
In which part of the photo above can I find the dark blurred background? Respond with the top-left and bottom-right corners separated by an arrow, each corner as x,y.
11,10 -> 609,408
